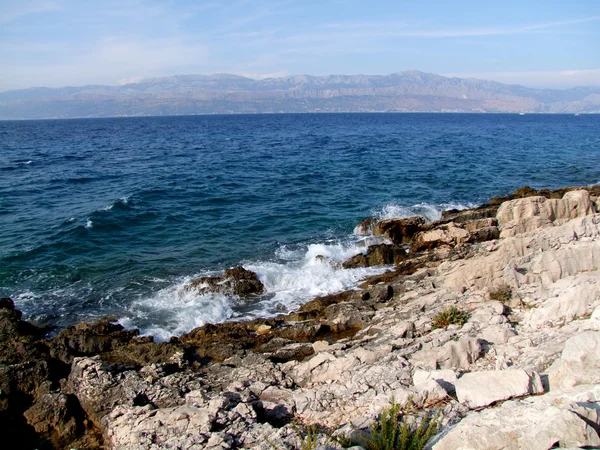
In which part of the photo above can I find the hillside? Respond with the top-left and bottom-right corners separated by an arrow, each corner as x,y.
1,71 -> 599,119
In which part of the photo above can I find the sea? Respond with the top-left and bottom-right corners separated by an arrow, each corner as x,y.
1,113 -> 599,340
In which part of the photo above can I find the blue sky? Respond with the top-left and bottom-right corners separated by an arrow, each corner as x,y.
1,0 -> 599,91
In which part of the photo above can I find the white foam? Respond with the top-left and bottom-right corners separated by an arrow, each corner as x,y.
374,201 -> 477,223
123,278 -> 234,341
99,196 -> 130,211
127,238 -> 389,341
85,219 -> 93,229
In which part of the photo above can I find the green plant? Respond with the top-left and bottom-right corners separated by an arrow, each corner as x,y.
355,399 -> 441,450
292,422 -> 321,450
489,284 -> 512,303
431,306 -> 469,329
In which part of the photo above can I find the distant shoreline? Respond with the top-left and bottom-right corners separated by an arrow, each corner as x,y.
1,110 -> 598,122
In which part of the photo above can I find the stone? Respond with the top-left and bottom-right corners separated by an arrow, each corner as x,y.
410,223 -> 470,253
431,394 -> 600,450
479,324 -> 516,344
463,218 -> 498,232
373,216 -> 427,244
523,272 -> 600,329
354,217 -> 377,235
410,337 -> 483,370
497,189 -> 597,237
186,266 -> 264,296
439,205 -> 499,224
455,369 -> 544,409
466,226 -> 500,243
255,324 -> 272,336
412,369 -> 457,387
547,331 -> 600,389
342,243 -> 406,268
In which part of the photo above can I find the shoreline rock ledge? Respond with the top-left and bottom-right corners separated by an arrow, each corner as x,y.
2,184 -> 600,449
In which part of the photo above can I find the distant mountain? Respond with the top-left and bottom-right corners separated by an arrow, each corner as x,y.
1,71 -> 599,119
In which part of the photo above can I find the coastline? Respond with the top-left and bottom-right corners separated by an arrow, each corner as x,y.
2,184 -> 600,449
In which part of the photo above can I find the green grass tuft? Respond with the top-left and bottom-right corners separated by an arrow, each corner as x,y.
355,398 -> 441,450
489,284 -> 512,303
431,306 -> 469,329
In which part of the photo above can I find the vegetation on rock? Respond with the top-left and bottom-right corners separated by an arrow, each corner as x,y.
355,399 -> 441,450
432,306 -> 469,329
489,284 -> 512,303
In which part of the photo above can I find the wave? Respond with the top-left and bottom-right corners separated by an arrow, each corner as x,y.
121,237 -> 389,341
98,196 -> 130,211
373,201 -> 478,223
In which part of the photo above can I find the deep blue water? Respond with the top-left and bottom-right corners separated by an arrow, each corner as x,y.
1,113 -> 599,339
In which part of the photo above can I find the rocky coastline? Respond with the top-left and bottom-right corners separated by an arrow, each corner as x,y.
2,184 -> 600,449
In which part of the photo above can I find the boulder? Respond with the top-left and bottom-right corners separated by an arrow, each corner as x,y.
462,217 -> 498,232
342,243 -> 406,268
431,394 -> 600,450
410,223 -> 470,253
373,216 -> 427,244
50,319 -> 140,363
354,217 -> 377,235
496,189 -> 597,237
412,369 -> 457,394
523,272 -> 600,329
439,205 -> 499,224
466,226 -> 500,243
186,266 -> 264,296
547,331 -> 600,389
455,370 -> 544,409
410,337 -> 483,370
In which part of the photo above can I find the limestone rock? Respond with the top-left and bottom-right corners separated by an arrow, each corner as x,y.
547,331 -> 600,389
186,266 -> 264,296
411,223 -> 470,253
439,205 -> 499,224
373,216 -> 427,244
354,217 -> 377,235
497,189 -> 597,237
431,394 -> 600,450
342,243 -> 406,268
455,369 -> 544,409
523,272 -> 600,329
410,337 -> 483,370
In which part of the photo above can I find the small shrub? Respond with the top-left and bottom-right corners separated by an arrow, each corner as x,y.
292,422 -> 320,450
489,284 -> 512,303
431,306 -> 469,329
355,398 -> 441,450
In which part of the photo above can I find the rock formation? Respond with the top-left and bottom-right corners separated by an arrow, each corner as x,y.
2,185 -> 600,449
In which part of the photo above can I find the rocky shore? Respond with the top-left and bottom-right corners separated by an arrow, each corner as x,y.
2,185 -> 600,449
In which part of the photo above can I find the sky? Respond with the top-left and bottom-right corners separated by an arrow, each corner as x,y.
1,0 -> 599,91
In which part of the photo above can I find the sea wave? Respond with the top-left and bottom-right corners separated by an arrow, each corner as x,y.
373,201 -> 478,222
122,237 -> 389,341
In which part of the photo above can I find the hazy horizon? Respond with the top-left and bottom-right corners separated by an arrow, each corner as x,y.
3,69 -> 600,94
1,0 -> 598,91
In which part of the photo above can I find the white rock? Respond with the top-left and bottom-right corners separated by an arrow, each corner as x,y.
431,394 -> 600,450
479,324 -> 517,344
412,369 -> 457,387
524,272 -> 600,329
411,337 -> 483,370
547,331 -> 600,389
455,369 -> 544,409
410,379 -> 449,406
497,190 -> 597,238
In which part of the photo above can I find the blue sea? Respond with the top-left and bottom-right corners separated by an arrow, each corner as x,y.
1,113 -> 599,339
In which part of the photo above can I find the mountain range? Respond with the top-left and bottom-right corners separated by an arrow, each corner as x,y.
1,71 -> 599,119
